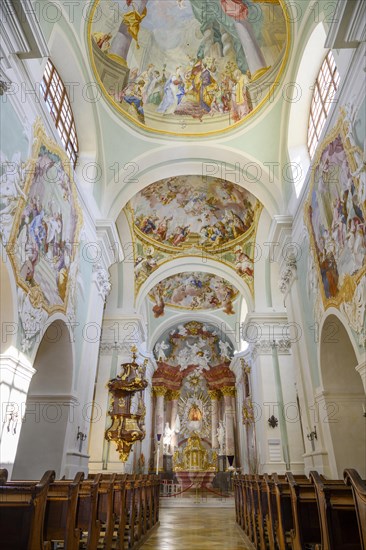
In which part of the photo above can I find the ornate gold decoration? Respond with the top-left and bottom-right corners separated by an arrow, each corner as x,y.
173,433 -> 217,472
221,386 -> 236,397
304,109 -> 366,310
240,358 -> 251,373
208,389 -> 221,400
187,373 -> 201,389
152,386 -> 168,397
105,346 -> 148,462
167,390 -> 181,401
242,399 -> 254,425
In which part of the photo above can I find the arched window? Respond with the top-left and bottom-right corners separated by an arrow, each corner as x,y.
307,51 -> 340,159
41,59 -> 79,168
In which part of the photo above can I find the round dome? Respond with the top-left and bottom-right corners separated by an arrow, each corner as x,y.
88,0 -> 290,136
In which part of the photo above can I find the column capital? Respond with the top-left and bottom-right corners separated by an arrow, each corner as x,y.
221,386 -> 236,397
208,389 -> 221,400
152,385 -> 168,397
167,390 -> 181,401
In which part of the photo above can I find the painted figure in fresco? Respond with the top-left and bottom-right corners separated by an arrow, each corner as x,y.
170,224 -> 190,246
234,246 -> 254,277
157,72 -> 182,115
231,69 -> 252,122
151,283 -> 165,318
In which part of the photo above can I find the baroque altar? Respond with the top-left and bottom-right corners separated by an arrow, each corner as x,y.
173,433 -> 217,472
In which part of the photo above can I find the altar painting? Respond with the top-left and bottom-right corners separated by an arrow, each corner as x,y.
306,113 -> 366,307
88,0 -> 289,136
8,121 -> 82,313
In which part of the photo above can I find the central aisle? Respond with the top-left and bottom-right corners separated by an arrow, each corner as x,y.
141,507 -> 253,549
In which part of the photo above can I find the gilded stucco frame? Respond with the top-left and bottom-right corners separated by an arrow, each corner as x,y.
7,119 -> 83,314
305,109 -> 366,310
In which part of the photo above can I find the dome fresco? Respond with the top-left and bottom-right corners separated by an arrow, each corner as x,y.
88,0 -> 289,136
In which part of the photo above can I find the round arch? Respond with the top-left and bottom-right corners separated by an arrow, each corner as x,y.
12,319 -> 76,479
104,145 -> 283,221
318,311 -> 365,478
136,255 -> 253,314
149,311 -> 240,354
0,246 -> 18,354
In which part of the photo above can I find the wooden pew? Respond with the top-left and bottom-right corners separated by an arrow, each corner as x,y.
88,473 -> 116,550
0,469 -> 55,550
0,468 -> 8,484
272,473 -> 295,550
112,473 -> 127,550
344,469 -> 366,550
286,472 -> 321,550
238,476 -> 247,532
263,473 -> 277,550
255,474 -> 272,550
43,472 -> 83,550
310,470 -> 362,550
76,474 -> 101,549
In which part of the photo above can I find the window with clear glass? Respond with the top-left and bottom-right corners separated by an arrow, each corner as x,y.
308,51 -> 340,159
41,59 -> 79,168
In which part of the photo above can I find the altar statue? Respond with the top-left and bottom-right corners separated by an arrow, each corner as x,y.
217,420 -> 226,455
163,422 -> 173,454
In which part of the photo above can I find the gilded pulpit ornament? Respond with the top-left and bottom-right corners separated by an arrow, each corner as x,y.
105,345 -> 148,462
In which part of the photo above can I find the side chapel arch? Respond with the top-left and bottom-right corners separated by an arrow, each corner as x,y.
319,312 -> 365,478
12,319 -> 76,479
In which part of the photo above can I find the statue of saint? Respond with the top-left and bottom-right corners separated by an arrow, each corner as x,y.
163,422 -> 173,454
216,420 -> 226,455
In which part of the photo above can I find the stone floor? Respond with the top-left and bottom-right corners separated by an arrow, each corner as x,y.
140,507 -> 254,549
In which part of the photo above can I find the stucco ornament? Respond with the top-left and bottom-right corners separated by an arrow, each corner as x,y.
17,287 -> 48,353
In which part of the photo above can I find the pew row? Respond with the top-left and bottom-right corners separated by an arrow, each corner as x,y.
234,469 -> 365,550
0,471 -> 160,550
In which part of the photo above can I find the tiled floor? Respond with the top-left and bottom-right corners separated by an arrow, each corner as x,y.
141,507 -> 253,549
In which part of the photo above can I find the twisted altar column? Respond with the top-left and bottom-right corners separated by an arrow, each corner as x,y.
169,390 -> 180,451
208,390 -> 221,449
222,386 -> 236,457
153,386 -> 167,471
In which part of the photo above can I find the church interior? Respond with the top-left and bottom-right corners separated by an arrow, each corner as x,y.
0,0 -> 365,548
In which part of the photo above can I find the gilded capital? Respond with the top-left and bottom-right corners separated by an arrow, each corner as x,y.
167,390 -> 181,401
221,386 -> 236,397
208,389 -> 221,400
152,385 -> 168,397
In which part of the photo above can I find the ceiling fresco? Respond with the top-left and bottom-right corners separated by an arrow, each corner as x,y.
124,175 -> 262,297
148,272 -> 238,317
88,0 -> 289,136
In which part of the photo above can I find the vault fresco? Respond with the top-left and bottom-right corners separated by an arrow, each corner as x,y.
148,272 -> 238,317
88,0 -> 289,136
124,175 -> 262,296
